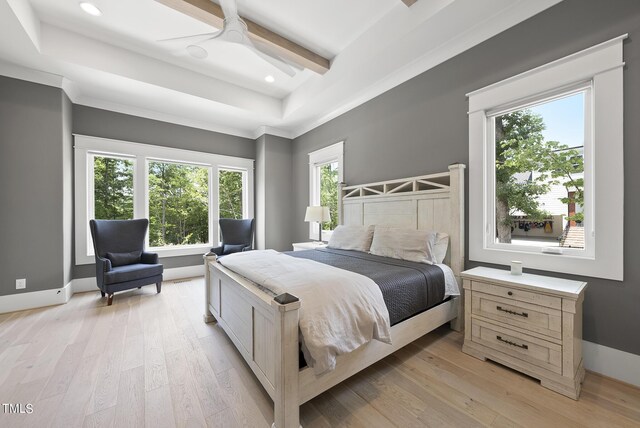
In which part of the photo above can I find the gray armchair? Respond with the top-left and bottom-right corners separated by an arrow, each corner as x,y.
89,219 -> 163,306
210,218 -> 255,257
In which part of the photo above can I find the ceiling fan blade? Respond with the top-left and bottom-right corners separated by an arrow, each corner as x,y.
245,38 -> 296,77
219,0 -> 239,19
157,31 -> 221,43
252,38 -> 303,71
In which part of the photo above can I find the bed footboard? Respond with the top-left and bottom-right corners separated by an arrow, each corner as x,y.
204,255 -> 301,428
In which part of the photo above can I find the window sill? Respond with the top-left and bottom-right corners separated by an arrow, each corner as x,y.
469,246 -> 622,281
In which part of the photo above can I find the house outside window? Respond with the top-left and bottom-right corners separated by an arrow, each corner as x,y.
467,35 -> 625,280
309,141 -> 344,241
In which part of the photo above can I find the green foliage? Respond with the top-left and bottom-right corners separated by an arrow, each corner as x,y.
320,163 -> 339,230
219,170 -> 244,220
148,162 -> 209,247
93,156 -> 134,220
495,109 -> 584,242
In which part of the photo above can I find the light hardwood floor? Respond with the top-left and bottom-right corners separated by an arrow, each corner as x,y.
0,278 -> 639,428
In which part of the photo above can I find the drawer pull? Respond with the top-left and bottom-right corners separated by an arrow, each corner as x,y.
496,335 -> 528,350
496,305 -> 528,318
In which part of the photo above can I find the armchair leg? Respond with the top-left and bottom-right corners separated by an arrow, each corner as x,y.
156,282 -> 162,294
101,291 -> 105,297
107,294 -> 114,306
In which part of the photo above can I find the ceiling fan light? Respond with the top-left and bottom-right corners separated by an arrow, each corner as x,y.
186,45 -> 208,59
264,75 -> 275,83
79,2 -> 102,17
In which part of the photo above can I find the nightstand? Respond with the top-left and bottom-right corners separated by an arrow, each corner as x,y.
461,267 -> 587,399
292,242 -> 327,251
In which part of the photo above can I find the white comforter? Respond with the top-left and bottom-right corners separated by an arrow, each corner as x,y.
218,250 -> 391,375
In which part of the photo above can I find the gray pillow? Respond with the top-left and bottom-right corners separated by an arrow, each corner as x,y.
224,244 -> 246,255
106,250 -> 142,267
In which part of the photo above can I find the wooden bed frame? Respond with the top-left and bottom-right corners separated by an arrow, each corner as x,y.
203,164 -> 465,428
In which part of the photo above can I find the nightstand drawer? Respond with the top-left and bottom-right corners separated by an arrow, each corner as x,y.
472,280 -> 562,310
472,292 -> 562,341
472,319 -> 562,374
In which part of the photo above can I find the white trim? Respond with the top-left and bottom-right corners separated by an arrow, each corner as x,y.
308,141 -> 344,240
0,266 -> 206,314
74,134 -> 254,265
583,341 -> 640,388
468,35 -> 625,281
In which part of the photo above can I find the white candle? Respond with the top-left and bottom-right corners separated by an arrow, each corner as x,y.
511,261 -> 523,275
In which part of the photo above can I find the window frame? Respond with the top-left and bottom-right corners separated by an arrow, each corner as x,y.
467,35 -> 625,281
484,84 -> 593,258
75,134 -> 254,265
308,141 -> 344,241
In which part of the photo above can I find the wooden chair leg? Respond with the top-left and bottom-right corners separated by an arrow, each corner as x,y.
101,291 -> 105,297
156,282 -> 162,294
107,294 -> 114,306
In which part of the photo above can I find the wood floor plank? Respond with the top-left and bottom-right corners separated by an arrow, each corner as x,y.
145,384 -> 177,428
83,406 -> 116,428
121,334 -> 144,371
113,366 -> 145,428
50,355 -> 101,428
40,341 -> 89,399
214,368 -> 270,428
165,350 -> 207,428
144,317 -> 169,392
205,408 -> 241,428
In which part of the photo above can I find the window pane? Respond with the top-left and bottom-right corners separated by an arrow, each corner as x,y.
320,162 -> 339,231
494,92 -> 585,249
93,156 -> 134,220
148,161 -> 209,247
219,169 -> 244,220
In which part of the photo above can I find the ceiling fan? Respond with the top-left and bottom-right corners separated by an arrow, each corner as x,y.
160,0 -> 296,77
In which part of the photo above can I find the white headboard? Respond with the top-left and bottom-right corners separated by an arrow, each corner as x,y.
340,164 -> 466,280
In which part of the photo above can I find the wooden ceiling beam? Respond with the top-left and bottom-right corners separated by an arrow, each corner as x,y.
401,0 -> 419,6
155,0 -> 331,74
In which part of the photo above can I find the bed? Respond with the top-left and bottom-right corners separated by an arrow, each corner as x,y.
203,164 -> 465,428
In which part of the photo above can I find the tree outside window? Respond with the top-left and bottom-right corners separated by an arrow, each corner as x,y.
93,156 -> 134,220
319,162 -> 339,231
148,161 -> 209,247
219,169 -> 244,220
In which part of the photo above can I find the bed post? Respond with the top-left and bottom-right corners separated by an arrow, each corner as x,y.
203,253 -> 217,323
448,163 -> 466,332
271,294 -> 301,428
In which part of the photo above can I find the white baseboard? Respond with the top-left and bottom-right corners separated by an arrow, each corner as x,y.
0,265 -> 205,314
0,282 -> 71,314
583,340 -> 640,388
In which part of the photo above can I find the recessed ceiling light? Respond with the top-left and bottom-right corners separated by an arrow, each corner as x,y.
186,45 -> 208,59
264,75 -> 275,83
79,2 -> 102,17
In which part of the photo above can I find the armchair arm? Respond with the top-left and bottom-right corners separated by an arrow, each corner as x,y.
140,252 -> 159,264
210,246 -> 224,256
94,256 -> 112,287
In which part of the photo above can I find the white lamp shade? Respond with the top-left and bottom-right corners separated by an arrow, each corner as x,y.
304,206 -> 331,223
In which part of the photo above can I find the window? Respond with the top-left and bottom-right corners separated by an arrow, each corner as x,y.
490,90 -> 587,252
467,35 -> 625,280
309,142 -> 344,240
75,135 -> 254,264
219,168 -> 246,220
91,155 -> 134,220
148,161 -> 209,247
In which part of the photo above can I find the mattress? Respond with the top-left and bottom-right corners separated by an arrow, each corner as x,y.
286,247 -> 448,325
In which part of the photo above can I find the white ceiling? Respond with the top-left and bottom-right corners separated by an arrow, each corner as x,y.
0,0 -> 563,139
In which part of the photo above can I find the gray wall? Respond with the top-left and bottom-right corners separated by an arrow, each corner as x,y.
0,76 -> 68,296
72,105 -> 257,278
255,134 -> 293,251
292,0 -> 640,356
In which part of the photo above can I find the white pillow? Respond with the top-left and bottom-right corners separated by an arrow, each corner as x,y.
327,225 -> 375,252
432,232 -> 449,264
369,226 -> 437,264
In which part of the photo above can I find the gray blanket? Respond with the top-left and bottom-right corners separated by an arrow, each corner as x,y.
286,248 -> 446,325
